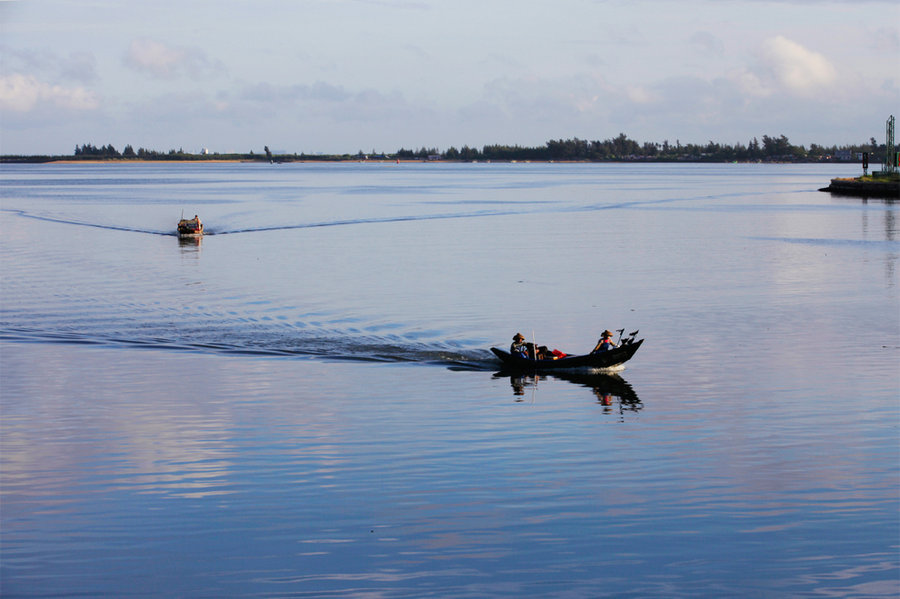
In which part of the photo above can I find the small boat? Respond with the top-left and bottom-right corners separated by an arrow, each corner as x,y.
491,335 -> 643,372
177,215 -> 203,237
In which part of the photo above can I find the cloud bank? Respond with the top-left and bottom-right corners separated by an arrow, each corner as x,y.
761,36 -> 838,95
0,73 -> 98,113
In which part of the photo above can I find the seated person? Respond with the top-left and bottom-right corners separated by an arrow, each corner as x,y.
510,333 -> 528,358
511,333 -> 548,359
592,330 -> 617,353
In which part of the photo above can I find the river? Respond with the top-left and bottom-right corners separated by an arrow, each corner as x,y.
1,161 -> 898,597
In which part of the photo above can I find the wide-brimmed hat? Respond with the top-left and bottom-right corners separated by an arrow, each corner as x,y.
513,333 -> 525,340
602,330 -> 613,337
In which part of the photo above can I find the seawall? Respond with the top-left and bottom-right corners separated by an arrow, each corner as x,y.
820,177 -> 900,198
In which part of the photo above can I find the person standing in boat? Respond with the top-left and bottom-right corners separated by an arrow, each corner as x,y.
592,330 -> 617,353
511,333 -> 529,358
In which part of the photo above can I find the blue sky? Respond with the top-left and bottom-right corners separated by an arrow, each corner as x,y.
1,0 -> 898,155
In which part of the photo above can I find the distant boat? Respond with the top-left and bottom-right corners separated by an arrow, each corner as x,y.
177,215 -> 203,237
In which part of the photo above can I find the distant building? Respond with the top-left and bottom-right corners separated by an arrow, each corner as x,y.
834,150 -> 853,161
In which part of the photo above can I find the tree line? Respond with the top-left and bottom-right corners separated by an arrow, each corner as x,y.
0,133 -> 890,163
398,133 -> 887,163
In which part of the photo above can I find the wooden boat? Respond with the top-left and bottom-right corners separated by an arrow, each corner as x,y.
177,215 -> 203,237
491,337 -> 643,372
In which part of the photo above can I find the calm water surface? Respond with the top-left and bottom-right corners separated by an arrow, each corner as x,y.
1,162 -> 898,597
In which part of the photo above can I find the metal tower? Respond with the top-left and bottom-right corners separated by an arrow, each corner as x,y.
885,115 -> 897,175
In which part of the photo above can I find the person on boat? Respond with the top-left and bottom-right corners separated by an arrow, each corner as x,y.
592,330 -> 617,353
511,333 -> 528,358
510,333 -> 550,360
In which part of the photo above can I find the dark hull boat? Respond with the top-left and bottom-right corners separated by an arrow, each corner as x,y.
491,338 -> 643,372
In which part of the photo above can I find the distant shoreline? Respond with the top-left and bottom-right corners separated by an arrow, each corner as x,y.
1,131 -> 887,165
48,159 -> 248,164
0,157 -> 870,166
2,157 -> 430,165
27,158 -> 449,165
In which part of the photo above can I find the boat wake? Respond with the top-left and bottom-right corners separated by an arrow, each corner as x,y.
4,192 -> 721,238
212,209 -> 521,236
1,207 -> 524,237
1,209 -> 168,236
0,325 -> 500,370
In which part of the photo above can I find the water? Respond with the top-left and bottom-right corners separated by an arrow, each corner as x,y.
1,161 -> 898,597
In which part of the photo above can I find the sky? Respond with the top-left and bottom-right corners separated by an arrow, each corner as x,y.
1,0 -> 898,156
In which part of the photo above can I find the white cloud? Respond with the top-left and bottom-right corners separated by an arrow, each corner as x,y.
624,85 -> 657,105
729,36 -> 839,99
731,68 -> 773,98
123,39 -> 182,78
760,35 -> 838,94
0,73 -> 99,112
123,38 -> 221,79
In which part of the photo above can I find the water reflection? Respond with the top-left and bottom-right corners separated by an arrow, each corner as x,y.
178,235 -> 203,251
850,196 -> 896,241
836,195 -> 897,284
496,370 -> 642,412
